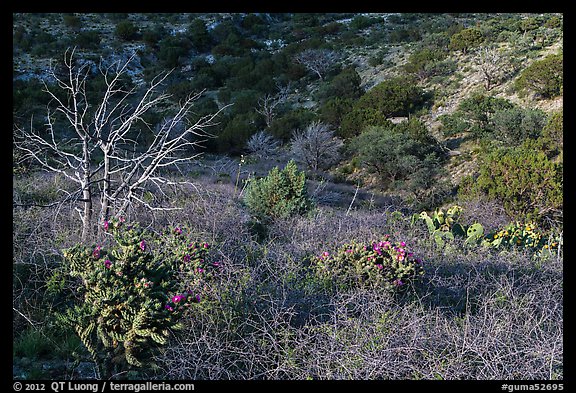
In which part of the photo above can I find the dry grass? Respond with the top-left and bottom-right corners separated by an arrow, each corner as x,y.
13,171 -> 563,380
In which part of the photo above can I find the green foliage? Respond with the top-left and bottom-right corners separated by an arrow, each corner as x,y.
244,160 -> 313,222
313,235 -> 424,292
338,107 -> 391,139
267,109 -> 318,142
13,328 -> 54,359
62,14 -> 81,30
157,35 -> 192,68
412,205 -> 484,247
515,53 -> 563,99
319,97 -> 354,129
448,27 -> 484,54
315,66 -> 363,103
114,21 -> 139,41
460,140 -> 563,225
541,110 -> 563,154
482,221 -> 560,255
355,76 -> 428,119
404,47 -> 449,80
438,113 -> 469,137
187,18 -> 213,52
491,107 -> 547,146
210,112 -> 263,154
142,24 -> 168,47
58,219 -> 212,377
74,30 -> 102,50
455,93 -> 515,138
349,123 -> 442,191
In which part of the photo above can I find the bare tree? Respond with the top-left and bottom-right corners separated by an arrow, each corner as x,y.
290,121 -> 343,171
294,49 -> 339,81
246,130 -> 280,159
14,48 -> 225,242
475,46 -> 512,91
255,81 -> 291,127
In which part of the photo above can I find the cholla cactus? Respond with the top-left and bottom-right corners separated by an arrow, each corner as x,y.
314,235 -> 424,293
59,219 -> 214,378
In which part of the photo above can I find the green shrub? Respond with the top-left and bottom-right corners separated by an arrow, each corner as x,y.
114,21 -> 139,41
491,107 -> 547,145
338,107 -> 391,139
448,27 -> 484,54
515,53 -> 563,99
313,235 -> 425,292
456,93 -> 515,138
404,47 -> 448,80
355,76 -> 428,119
267,109 -> 317,142
460,140 -> 563,225
438,113 -> 469,137
62,14 -> 81,30
58,219 -> 214,378
315,66 -> 363,103
349,123 -> 442,191
319,97 -> 354,129
244,160 -> 313,222
541,110 -> 563,153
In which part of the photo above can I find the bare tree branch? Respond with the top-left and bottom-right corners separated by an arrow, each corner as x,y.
13,49 -> 224,242
294,49 -> 340,81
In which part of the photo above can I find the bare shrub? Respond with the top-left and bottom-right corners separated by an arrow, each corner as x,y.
458,197 -> 512,233
246,131 -> 280,159
290,121 -> 343,171
294,49 -> 340,80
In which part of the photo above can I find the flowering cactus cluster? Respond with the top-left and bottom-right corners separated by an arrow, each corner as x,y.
482,221 -> 561,254
59,218 -> 218,377
314,235 -> 425,292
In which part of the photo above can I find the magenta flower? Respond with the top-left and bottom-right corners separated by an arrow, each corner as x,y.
213,261 -> 222,267
103,221 -> 109,231
400,241 -> 406,247
172,295 -> 184,303
174,227 -> 182,235
345,249 -> 353,253
196,268 -> 205,274
183,254 -> 191,263
376,264 -> 383,270
140,240 -> 146,251
93,246 -> 101,259
165,304 -> 174,312
195,294 -> 201,303
104,259 -> 112,269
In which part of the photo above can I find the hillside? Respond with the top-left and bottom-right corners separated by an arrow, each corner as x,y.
13,12 -> 563,210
